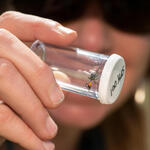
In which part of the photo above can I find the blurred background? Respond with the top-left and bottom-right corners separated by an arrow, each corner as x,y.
134,79 -> 150,149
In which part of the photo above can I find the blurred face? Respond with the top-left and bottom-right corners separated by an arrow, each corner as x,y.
49,3 -> 150,129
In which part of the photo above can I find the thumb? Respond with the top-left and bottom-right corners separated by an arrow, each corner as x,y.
53,71 -> 71,84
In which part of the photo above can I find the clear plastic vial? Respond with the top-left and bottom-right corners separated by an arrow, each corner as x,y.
30,40 -> 125,104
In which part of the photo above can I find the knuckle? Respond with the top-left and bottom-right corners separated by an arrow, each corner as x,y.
0,105 -> 12,125
44,19 -> 61,27
32,17 -> 60,30
33,63 -> 49,77
1,11 -> 16,19
0,28 -> 13,44
0,11 -> 22,24
0,59 -> 14,79
0,28 -> 9,38
32,19 -> 45,30
0,11 -> 18,25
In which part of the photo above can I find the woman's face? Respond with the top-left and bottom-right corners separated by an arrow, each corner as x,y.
49,3 -> 150,129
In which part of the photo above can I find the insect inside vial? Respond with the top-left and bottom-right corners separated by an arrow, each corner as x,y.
86,69 -> 100,90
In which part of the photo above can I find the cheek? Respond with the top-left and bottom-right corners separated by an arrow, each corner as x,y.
109,30 -> 150,102
110,32 -> 149,68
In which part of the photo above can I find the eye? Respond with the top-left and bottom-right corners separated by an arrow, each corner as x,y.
12,0 -> 90,23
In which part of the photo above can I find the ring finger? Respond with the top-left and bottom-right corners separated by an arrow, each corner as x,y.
0,103 -> 55,150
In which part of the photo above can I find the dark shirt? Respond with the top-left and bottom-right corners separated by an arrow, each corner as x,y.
78,126 -> 106,150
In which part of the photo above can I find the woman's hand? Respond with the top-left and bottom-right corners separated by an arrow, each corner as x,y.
0,11 -> 77,150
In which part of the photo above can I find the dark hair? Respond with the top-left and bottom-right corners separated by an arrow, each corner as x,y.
99,0 -> 150,34
11,0 -> 150,35
12,0 -> 88,23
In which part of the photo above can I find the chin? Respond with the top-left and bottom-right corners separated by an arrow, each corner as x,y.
49,93 -> 112,129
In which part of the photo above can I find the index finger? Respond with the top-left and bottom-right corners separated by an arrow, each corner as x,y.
0,28 -> 64,108
0,11 -> 77,45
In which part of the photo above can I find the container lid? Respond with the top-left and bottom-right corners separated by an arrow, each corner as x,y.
98,54 -> 125,104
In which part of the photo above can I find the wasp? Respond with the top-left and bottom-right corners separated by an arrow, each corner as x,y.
86,68 -> 100,90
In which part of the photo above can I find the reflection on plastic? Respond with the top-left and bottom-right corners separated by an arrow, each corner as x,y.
30,40 -> 125,104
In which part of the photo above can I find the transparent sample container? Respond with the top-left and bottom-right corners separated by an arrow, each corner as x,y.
30,40 -> 125,104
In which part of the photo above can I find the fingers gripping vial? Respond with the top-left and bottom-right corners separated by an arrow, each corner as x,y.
30,40 -> 125,104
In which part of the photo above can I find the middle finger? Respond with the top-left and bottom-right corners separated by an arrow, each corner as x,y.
0,58 -> 57,140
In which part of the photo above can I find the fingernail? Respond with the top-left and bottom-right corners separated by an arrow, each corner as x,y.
57,26 -> 76,34
43,141 -> 55,150
46,116 -> 58,138
49,85 -> 64,106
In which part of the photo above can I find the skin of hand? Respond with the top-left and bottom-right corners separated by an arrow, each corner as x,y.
0,11 -> 77,150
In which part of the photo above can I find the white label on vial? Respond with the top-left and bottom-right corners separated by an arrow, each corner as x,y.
110,65 -> 125,96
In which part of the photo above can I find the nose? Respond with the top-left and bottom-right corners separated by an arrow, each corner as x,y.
72,16 -> 106,52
